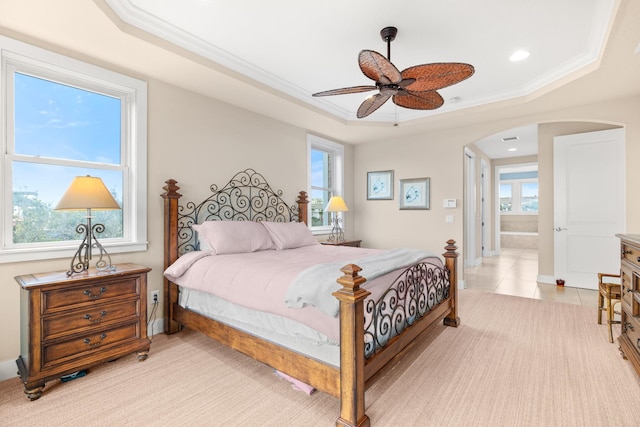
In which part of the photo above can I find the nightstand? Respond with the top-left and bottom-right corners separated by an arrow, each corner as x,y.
15,263 -> 151,400
321,239 -> 362,247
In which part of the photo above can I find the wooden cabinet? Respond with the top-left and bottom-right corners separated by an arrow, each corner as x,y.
617,234 -> 640,376
321,239 -> 362,247
15,263 -> 151,400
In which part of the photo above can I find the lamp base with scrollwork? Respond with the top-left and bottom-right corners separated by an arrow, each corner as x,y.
67,210 -> 115,276
328,215 -> 345,242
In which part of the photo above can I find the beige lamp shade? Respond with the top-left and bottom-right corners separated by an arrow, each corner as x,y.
325,196 -> 349,212
55,175 -> 120,211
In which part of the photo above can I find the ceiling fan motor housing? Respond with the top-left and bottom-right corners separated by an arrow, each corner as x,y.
380,26 -> 397,42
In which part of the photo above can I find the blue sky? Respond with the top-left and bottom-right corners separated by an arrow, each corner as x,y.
310,149 -> 325,189
13,72 -> 122,205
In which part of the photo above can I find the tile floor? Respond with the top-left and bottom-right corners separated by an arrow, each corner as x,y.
464,247 -> 599,308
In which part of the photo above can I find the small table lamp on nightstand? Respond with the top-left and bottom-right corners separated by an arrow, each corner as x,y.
325,196 -> 348,242
55,175 -> 121,275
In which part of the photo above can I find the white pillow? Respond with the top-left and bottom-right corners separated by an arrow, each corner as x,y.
261,221 -> 319,250
192,221 -> 275,255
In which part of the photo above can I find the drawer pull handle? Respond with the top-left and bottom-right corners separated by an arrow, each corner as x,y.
624,322 -> 634,332
623,250 -> 632,255
83,311 -> 107,323
83,287 -> 107,299
83,333 -> 107,348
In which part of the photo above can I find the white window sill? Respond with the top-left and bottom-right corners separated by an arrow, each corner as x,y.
0,241 -> 149,264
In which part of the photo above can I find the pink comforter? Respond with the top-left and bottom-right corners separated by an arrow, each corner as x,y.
164,245 -> 441,340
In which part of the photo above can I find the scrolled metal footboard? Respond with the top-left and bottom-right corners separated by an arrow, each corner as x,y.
363,259 -> 450,358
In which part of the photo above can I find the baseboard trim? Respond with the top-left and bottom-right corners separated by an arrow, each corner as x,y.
0,359 -> 17,382
537,274 -> 555,284
147,317 -> 165,337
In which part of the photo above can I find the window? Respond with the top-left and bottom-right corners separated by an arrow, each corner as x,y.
308,134 -> 344,233
499,171 -> 538,214
1,35 -> 147,263
499,183 -> 513,212
520,182 -> 539,212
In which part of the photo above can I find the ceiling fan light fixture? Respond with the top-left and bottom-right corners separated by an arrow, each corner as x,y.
379,84 -> 399,96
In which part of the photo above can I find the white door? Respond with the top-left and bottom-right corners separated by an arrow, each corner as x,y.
465,148 -> 476,267
553,128 -> 625,289
481,159 -> 491,257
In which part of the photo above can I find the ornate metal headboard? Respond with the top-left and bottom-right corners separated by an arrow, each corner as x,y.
164,169 -> 306,256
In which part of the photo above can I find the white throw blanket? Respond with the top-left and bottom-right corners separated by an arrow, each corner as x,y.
285,248 -> 436,317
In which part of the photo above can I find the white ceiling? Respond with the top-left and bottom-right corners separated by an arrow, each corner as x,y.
104,0 -> 615,125
474,124 -> 539,159
1,0 -> 639,156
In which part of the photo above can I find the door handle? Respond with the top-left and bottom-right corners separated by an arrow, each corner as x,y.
554,227 -> 567,232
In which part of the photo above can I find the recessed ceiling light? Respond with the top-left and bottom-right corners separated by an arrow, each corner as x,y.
508,148 -> 517,152
510,50 -> 530,62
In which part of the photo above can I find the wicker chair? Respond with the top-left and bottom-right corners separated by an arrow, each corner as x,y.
597,272 -> 622,343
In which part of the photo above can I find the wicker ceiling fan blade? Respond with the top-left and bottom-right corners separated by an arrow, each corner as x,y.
401,63 -> 475,92
393,90 -> 444,110
312,86 -> 378,97
359,50 -> 402,85
357,93 -> 391,118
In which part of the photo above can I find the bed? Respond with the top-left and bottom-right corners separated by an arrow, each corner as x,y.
162,169 -> 459,426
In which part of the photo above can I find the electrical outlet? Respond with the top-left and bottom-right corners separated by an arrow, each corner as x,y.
151,290 -> 159,303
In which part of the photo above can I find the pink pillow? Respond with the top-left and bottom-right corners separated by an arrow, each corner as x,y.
261,222 -> 319,250
192,221 -> 274,255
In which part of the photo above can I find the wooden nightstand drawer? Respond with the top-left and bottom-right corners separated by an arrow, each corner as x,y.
43,322 -> 140,367
42,277 -> 140,313
42,299 -> 140,340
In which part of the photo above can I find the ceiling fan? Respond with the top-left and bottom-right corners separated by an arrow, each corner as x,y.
312,26 -> 475,118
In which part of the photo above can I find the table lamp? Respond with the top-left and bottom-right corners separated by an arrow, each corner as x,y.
55,175 -> 121,275
325,196 -> 348,242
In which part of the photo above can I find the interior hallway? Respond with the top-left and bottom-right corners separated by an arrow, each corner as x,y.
464,248 -> 599,308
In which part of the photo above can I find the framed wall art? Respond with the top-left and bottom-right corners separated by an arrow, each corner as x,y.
367,170 -> 394,200
399,177 -> 430,210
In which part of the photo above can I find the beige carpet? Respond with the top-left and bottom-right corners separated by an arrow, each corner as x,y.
2,289 -> 640,426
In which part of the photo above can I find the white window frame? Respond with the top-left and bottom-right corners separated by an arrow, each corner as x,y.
0,35 -> 148,263
307,134 -> 344,235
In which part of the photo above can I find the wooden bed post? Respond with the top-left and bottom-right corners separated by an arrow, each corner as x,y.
297,191 -> 309,225
161,179 -> 182,334
443,239 -> 460,327
332,264 -> 371,427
